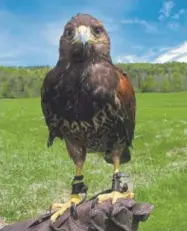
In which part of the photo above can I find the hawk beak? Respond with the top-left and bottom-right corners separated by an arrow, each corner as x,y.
73,26 -> 95,45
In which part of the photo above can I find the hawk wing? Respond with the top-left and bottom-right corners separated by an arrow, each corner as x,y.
41,62 -> 65,147
115,68 -> 136,147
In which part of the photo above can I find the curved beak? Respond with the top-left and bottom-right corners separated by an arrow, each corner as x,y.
73,26 -> 95,45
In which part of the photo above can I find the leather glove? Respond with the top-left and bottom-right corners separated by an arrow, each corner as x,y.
1,197 -> 153,231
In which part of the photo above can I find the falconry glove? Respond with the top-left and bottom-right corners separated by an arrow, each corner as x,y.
0,196 -> 153,231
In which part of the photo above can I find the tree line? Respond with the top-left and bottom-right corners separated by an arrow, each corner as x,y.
0,62 -> 186,98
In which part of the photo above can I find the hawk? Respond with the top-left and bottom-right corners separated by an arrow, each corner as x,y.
41,13 -> 136,222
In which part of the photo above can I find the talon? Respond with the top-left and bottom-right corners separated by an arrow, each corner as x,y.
50,174 -> 88,223
70,203 -> 78,220
50,202 -> 67,210
50,194 -> 82,223
96,172 -> 134,205
97,191 -> 134,204
91,197 -> 99,209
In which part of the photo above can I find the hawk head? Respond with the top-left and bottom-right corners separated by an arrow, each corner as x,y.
59,13 -> 111,62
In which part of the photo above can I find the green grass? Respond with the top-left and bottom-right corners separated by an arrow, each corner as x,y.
0,92 -> 187,231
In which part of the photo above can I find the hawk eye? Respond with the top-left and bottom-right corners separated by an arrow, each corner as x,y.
64,28 -> 74,39
92,26 -> 103,36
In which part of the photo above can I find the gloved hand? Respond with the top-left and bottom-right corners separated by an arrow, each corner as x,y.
1,197 -> 153,231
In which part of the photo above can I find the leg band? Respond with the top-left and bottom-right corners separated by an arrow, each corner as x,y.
112,173 -> 121,191
71,175 -> 88,194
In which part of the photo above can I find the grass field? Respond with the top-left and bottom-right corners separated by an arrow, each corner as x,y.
0,92 -> 187,231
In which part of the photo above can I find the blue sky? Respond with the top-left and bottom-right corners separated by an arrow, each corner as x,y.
0,0 -> 186,66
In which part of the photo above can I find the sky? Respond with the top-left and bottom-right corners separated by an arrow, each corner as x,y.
0,0 -> 187,66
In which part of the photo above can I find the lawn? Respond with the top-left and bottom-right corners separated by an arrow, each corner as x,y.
0,92 -> 187,231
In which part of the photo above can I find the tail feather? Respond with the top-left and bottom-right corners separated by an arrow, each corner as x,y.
47,132 -> 55,147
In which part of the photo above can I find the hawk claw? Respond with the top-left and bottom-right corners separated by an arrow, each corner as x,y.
70,203 -> 79,220
50,194 -> 82,223
97,190 -> 134,204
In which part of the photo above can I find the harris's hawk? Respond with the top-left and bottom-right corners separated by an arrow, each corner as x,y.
41,13 -> 136,222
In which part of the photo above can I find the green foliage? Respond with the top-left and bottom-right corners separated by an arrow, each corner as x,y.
117,62 -> 187,93
0,62 -> 187,98
0,66 -> 49,99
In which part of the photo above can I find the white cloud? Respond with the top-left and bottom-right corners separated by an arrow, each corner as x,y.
171,9 -> 186,19
42,20 -> 68,47
0,51 -> 22,60
0,31 -> 25,65
115,54 -> 148,63
154,41 -> 187,63
158,3 -> 186,30
159,0 -> 175,20
115,47 -> 162,63
115,43 -> 187,64
167,22 -> 180,30
121,19 -> 157,33
158,15 -> 165,21
0,9 -> 60,66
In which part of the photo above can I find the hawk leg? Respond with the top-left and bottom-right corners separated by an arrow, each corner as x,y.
97,159 -> 134,204
50,171 -> 87,223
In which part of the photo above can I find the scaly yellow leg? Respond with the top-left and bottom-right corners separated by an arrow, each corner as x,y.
114,159 -> 120,174
97,159 -> 134,204
50,166 -> 85,223
76,167 -> 82,176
